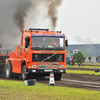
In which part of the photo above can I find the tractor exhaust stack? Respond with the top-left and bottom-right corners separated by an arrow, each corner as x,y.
20,26 -> 24,54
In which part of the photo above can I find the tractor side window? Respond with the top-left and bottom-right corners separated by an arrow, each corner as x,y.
25,37 -> 30,48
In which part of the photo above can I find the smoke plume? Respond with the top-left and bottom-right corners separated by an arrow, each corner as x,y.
13,0 -> 32,30
13,0 -> 62,31
0,0 -> 62,51
74,35 -> 93,44
46,0 -> 62,30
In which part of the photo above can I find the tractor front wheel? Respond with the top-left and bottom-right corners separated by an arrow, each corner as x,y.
22,65 -> 28,80
5,61 -> 12,78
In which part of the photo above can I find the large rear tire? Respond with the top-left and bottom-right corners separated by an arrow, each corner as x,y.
5,61 -> 12,78
22,65 -> 28,80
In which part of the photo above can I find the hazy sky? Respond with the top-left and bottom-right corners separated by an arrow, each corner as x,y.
56,0 -> 100,44
0,0 -> 100,50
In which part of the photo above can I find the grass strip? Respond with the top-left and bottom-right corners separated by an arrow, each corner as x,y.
0,80 -> 100,100
66,70 -> 100,75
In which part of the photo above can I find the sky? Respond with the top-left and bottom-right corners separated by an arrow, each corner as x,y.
0,0 -> 100,50
56,0 -> 100,44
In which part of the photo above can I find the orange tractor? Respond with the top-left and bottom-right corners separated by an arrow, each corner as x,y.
5,28 -> 68,80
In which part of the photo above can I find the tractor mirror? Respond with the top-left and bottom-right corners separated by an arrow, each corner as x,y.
65,40 -> 68,47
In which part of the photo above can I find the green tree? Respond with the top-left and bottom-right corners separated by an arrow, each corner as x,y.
76,51 -> 85,67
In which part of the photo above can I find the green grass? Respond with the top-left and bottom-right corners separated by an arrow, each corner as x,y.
66,63 -> 100,75
67,65 -> 100,68
67,64 -> 100,68
0,80 -> 100,100
66,70 -> 100,75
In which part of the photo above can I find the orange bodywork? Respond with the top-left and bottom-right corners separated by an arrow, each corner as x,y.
6,29 -> 67,74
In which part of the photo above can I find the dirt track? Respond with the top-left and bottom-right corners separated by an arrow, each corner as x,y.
62,73 -> 100,82
0,73 -> 100,90
36,73 -> 100,91
1,66 -> 100,91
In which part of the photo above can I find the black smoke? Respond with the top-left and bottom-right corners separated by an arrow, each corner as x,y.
46,0 -> 62,30
0,0 -> 62,51
13,0 -> 32,30
13,0 -> 62,31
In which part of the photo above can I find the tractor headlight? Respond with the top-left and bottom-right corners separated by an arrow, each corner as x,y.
32,65 -> 36,68
60,65 -> 64,68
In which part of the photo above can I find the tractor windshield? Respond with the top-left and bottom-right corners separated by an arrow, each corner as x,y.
31,36 -> 65,50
